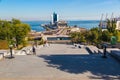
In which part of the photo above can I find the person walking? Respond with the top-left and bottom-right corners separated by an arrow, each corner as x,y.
32,46 -> 36,55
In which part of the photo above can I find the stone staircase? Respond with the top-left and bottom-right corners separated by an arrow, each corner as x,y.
85,46 -> 98,54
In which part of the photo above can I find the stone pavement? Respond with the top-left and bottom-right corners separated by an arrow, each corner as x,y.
0,44 -> 120,80
36,44 -> 89,55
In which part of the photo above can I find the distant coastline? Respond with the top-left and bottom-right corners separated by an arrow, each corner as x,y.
23,20 -> 100,32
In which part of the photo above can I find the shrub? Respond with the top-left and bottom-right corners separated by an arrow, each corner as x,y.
0,40 -> 9,49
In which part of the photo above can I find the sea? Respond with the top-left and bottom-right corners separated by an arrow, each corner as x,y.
23,20 -> 100,32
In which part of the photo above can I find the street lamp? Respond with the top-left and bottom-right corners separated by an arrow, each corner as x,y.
102,44 -> 107,58
9,45 -> 14,59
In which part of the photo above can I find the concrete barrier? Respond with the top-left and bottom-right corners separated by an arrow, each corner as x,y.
0,50 -> 8,60
0,53 -> 4,60
15,46 -> 33,55
0,45 -> 44,58
16,50 -> 27,55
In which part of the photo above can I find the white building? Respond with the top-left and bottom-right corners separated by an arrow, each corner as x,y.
116,21 -> 120,30
57,21 -> 68,28
70,27 -> 80,32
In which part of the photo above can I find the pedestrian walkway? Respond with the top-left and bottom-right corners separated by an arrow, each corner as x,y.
0,44 -> 120,80
36,44 -> 88,55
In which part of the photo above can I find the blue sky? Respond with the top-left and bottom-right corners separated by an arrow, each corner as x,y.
0,0 -> 120,21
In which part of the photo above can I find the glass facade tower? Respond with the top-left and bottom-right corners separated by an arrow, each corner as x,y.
53,12 -> 58,24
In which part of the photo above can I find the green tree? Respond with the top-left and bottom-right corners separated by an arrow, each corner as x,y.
101,30 -> 111,42
79,32 -> 86,43
70,32 -> 86,43
0,19 -> 31,49
87,28 -> 99,44
70,32 -> 80,43
0,20 -> 12,41
11,19 -> 30,48
107,19 -> 116,33
117,31 -> 120,42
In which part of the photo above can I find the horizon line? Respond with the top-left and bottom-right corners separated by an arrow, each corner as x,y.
22,19 -> 100,21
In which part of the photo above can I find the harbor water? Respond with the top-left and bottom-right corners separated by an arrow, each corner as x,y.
23,20 -> 100,32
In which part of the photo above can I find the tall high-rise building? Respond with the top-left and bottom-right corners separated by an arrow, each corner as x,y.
52,12 -> 58,24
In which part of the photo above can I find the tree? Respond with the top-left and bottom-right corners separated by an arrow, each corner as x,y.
101,30 -> 111,42
86,28 -> 99,44
11,19 -> 30,48
0,19 -> 31,49
117,31 -> 120,42
0,20 -> 12,41
107,19 -> 116,33
70,32 -> 80,43
70,31 -> 86,43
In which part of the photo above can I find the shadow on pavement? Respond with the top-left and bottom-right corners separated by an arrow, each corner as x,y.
38,54 -> 120,79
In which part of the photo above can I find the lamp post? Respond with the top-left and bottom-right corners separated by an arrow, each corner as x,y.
102,44 -> 107,58
9,45 -> 14,59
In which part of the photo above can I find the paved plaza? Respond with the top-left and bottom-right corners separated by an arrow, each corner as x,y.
0,44 -> 120,80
